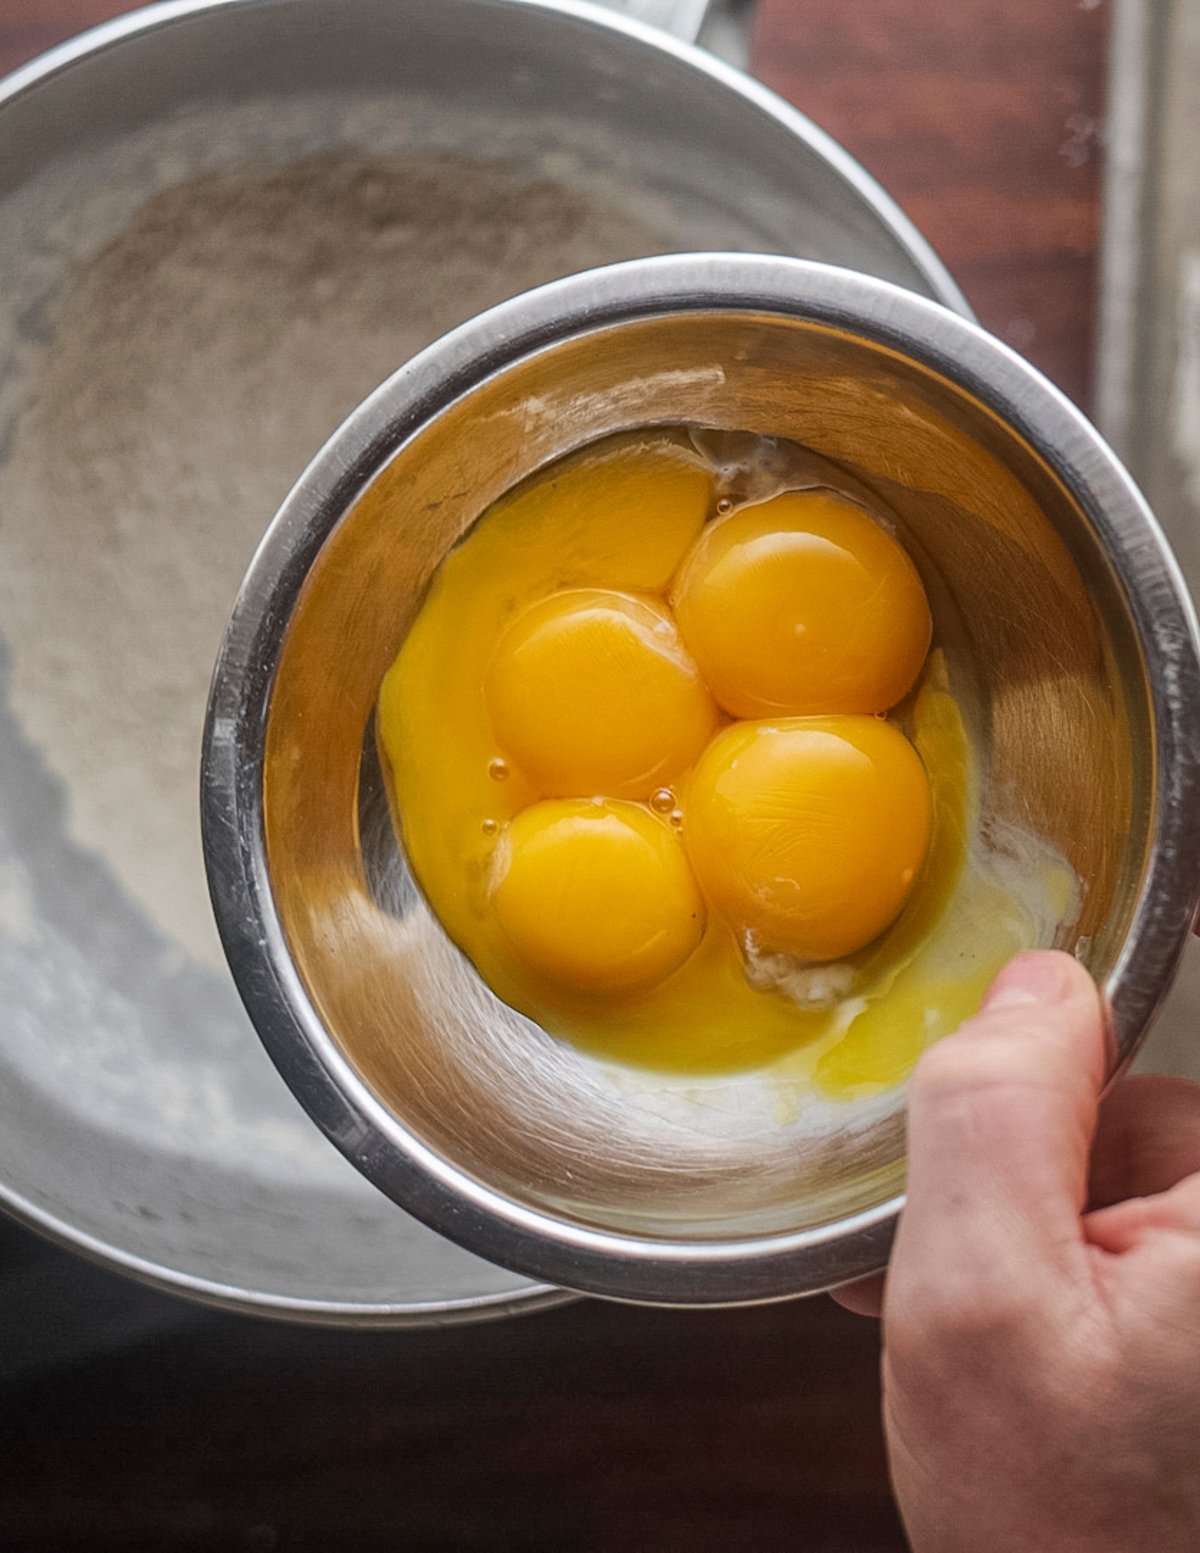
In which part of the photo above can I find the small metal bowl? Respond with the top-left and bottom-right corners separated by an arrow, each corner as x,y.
203,255 -> 1200,1304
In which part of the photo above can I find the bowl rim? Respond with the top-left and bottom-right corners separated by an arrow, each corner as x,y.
202,252 -> 1200,1305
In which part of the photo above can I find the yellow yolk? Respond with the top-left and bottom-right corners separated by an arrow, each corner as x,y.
378,429 -> 1073,1089
685,716 -> 932,962
489,799 -> 704,993
671,490 -> 932,718
485,590 -> 717,798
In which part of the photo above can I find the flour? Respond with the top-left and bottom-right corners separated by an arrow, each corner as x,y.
0,150 -> 675,968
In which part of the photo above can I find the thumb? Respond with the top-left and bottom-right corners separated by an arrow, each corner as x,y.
894,951 -> 1107,1297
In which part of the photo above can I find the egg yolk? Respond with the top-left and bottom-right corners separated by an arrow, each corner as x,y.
685,716 -> 933,962
671,490 -> 932,718
375,430 -> 1063,1086
490,799 -> 705,993
485,589 -> 717,798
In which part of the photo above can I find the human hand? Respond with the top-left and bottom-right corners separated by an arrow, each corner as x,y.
838,950 -> 1200,1552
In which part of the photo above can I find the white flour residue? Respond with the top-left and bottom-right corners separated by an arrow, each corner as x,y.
0,857 -> 38,948
0,145 -> 685,970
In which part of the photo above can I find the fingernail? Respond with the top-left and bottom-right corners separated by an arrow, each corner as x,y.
982,951 -> 1074,1011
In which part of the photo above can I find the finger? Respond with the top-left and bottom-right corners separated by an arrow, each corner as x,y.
1087,1175 -> 1200,1344
1086,1170 -> 1200,1255
830,1274 -> 884,1318
895,951 -> 1106,1293
1089,1074 -> 1200,1210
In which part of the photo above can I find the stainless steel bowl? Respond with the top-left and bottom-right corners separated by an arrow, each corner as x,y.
204,254 -> 1200,1305
0,0 -> 971,1321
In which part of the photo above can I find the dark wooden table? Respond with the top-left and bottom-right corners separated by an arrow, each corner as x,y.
0,3 -> 1106,1548
753,0 -> 1106,409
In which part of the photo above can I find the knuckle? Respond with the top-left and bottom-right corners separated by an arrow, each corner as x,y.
907,1039 -> 1005,1124
912,1031 -> 1008,1091
910,1036 -> 968,1094
911,1026 -> 1071,1112
888,1273 -> 1038,1358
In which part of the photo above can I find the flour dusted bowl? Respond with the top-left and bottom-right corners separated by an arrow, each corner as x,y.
0,0 -> 971,1318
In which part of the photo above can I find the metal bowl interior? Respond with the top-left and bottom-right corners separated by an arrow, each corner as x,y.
209,257 -> 1200,1304
0,0 -> 970,1319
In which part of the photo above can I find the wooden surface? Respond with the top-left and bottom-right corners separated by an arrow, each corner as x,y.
0,0 -> 134,69
753,0 -> 1108,409
0,2 -> 1106,1549
2,1264 -> 895,1552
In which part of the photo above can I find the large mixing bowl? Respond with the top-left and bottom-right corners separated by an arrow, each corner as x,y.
203,255 -> 1200,1304
0,0 -> 970,1320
